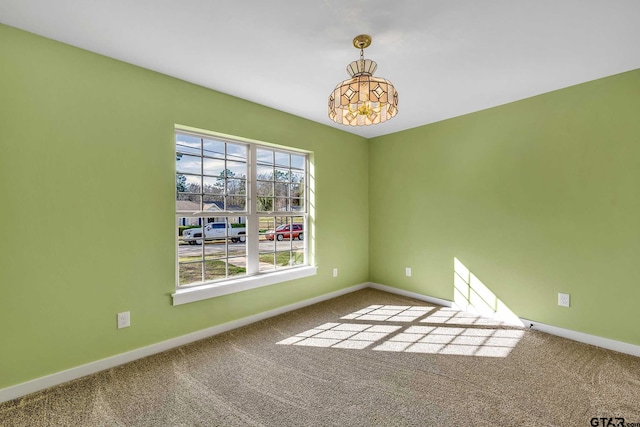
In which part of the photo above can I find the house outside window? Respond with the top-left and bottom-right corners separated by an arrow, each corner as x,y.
173,129 -> 314,304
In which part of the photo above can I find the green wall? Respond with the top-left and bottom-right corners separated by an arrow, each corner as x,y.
0,24 -> 369,389
369,69 -> 640,345
2,21 -> 640,392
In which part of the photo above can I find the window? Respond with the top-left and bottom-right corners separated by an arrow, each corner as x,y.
174,129 -> 314,305
255,146 -> 307,272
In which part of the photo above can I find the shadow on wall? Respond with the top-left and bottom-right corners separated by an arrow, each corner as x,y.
453,257 -> 523,327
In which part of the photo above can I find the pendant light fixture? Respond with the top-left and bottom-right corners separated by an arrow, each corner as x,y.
328,34 -> 398,126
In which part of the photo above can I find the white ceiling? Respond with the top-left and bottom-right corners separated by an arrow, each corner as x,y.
1,0 -> 639,138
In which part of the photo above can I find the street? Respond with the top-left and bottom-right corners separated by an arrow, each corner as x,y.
178,239 -> 304,257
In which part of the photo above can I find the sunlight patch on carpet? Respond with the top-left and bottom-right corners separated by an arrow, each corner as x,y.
420,308 -> 506,326
340,305 -> 435,322
373,325 -> 524,357
277,323 -> 401,349
277,305 -> 525,358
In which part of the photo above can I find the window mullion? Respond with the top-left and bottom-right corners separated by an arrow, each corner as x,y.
200,138 -> 205,282
304,155 -> 310,266
247,144 -> 259,275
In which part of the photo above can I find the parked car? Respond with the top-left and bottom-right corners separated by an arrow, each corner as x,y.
182,222 -> 246,244
265,224 -> 303,241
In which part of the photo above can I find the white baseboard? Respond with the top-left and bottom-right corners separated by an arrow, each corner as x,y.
367,282 -> 453,307
521,317 -> 640,357
4,281 -> 640,404
0,282 -> 368,404
369,283 -> 640,357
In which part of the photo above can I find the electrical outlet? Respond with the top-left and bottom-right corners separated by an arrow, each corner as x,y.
558,293 -> 570,308
117,311 -> 130,329
333,268 -> 338,277
405,267 -> 412,277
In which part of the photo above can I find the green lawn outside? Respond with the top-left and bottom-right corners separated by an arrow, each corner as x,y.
179,259 -> 246,285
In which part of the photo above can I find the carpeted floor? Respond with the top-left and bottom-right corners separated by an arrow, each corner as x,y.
2,288 -> 640,426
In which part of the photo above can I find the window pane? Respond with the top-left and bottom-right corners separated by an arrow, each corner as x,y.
275,152 -> 290,167
203,195 -> 224,211
259,238 -> 276,254
176,142 -> 201,156
228,240 -> 246,257
262,216 -> 294,242
257,148 -> 273,165
204,240 -> 224,259
257,181 -> 273,197
292,236 -> 304,251
227,257 -> 247,278
257,164 -> 273,180
176,154 -> 201,175
291,171 -> 305,184
178,212 -> 205,287
203,158 -> 225,177
259,217 -> 278,249
226,178 -> 246,196
290,183 -> 303,198
203,176 -> 224,194
176,195 -> 201,212
204,259 -> 228,282
226,196 -> 246,211
292,250 -> 304,266
227,143 -> 247,161
292,217 -> 305,246
259,217 -> 276,233
258,197 -> 274,212
226,160 -> 247,179
275,182 -> 288,198
177,174 -> 202,195
178,216 -> 203,245
227,217 -> 247,246
229,217 -> 246,227
179,237 -> 205,257
291,154 -> 305,170
275,198 -> 288,211
256,181 -> 273,197
176,133 -> 202,144
176,134 -> 201,154
202,139 -> 225,159
291,198 -> 303,211
179,262 -> 203,286
275,169 -> 289,182
274,251 -> 292,267
202,219 -> 228,243
259,254 -> 276,272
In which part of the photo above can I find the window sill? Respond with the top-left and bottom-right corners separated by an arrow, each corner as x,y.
171,266 -> 317,306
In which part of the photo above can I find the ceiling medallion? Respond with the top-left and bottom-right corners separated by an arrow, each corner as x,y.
328,34 -> 398,126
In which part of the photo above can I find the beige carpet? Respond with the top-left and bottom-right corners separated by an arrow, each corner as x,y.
2,288 -> 640,426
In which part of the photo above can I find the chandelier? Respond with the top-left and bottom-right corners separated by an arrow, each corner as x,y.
328,34 -> 398,126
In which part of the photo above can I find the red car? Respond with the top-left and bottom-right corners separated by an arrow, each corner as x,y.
265,224 -> 304,241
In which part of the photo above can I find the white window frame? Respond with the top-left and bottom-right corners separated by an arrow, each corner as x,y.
172,128 -> 316,305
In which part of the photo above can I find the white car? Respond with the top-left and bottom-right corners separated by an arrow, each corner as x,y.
182,222 -> 246,244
